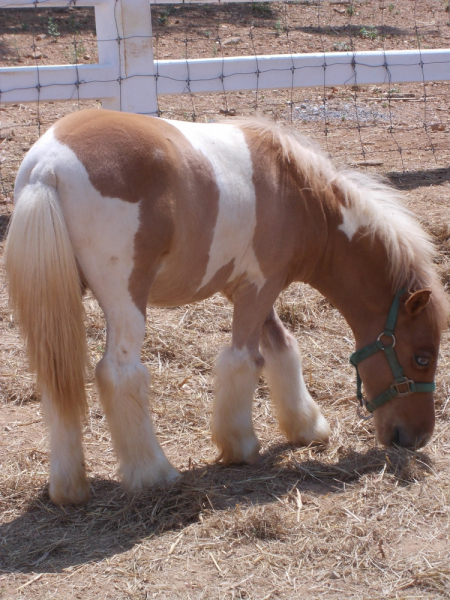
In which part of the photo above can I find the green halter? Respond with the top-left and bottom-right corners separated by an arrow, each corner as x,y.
349,289 -> 435,419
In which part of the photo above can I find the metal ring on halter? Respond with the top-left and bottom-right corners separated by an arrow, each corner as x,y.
356,402 -> 373,420
377,332 -> 396,349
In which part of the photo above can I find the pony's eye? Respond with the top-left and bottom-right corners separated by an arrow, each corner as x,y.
415,355 -> 431,367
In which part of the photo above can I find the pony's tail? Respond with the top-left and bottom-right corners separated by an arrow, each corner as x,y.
4,179 -> 88,418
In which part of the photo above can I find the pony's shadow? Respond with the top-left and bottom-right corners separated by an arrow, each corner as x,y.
388,167 -> 450,190
0,213 -> 11,243
0,444 -> 432,574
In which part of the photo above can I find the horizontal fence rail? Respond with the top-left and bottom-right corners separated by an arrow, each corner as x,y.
0,0 -> 449,115
155,50 -> 450,95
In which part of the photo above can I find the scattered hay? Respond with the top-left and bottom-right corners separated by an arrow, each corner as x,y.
1,263 -> 449,597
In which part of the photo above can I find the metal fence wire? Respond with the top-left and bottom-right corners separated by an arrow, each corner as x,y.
1,0 -> 449,200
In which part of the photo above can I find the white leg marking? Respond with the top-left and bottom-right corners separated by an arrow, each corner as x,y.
166,120 -> 266,292
96,307 -> 179,491
212,346 -> 261,464
262,331 -> 330,445
41,389 -> 89,504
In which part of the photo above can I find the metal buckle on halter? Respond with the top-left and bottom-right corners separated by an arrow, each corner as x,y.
377,332 -> 396,349
356,401 -> 373,420
390,378 -> 415,397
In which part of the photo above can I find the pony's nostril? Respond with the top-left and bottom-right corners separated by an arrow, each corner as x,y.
390,428 -> 431,448
415,432 -> 431,449
392,427 -> 401,446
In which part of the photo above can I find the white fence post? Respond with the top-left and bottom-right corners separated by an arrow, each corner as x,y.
110,0 -> 158,114
92,0 -> 122,111
0,0 -> 158,114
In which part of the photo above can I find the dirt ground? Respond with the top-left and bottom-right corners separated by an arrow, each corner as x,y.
1,1 -> 450,599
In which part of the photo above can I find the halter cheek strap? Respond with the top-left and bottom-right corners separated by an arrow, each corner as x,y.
349,289 -> 435,419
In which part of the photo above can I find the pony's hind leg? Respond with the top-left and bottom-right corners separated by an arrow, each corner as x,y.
41,389 -> 89,505
96,304 -> 178,491
261,309 -> 330,446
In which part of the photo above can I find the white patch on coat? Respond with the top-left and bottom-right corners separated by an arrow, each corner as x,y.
17,128 -> 142,324
338,204 -> 369,241
166,120 -> 266,292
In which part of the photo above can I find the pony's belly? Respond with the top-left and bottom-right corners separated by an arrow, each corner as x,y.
146,255 -> 231,307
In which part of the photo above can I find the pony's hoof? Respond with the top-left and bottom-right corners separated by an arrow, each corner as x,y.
215,436 -> 261,465
49,476 -> 90,505
287,412 -> 331,446
122,457 -> 180,492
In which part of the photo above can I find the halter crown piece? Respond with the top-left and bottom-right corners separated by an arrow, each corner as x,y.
349,289 -> 435,420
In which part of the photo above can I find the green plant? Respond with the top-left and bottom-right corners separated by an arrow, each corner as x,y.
21,22 -> 29,31
346,5 -> 355,16
68,13 -> 77,32
333,41 -> 351,51
204,30 -> 211,38
253,3 -> 273,17
274,20 -> 283,36
47,17 -> 60,42
158,9 -> 170,25
359,26 -> 379,40
212,43 -> 218,57
389,3 -> 395,11
63,41 -> 87,65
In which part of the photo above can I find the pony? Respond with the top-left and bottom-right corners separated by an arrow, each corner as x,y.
4,109 -> 448,505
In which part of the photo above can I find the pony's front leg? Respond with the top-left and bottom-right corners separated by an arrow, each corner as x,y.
96,306 -> 178,491
261,309 -> 330,446
212,283 -> 278,464
212,345 -> 262,464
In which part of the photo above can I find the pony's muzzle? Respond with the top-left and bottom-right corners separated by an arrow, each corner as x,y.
390,426 -> 432,449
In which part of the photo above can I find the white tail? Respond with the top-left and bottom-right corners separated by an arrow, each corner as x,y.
4,180 -> 89,419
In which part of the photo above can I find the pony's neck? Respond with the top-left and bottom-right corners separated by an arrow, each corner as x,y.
307,230 -> 396,347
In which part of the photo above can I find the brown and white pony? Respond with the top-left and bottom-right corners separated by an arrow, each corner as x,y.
4,109 -> 448,505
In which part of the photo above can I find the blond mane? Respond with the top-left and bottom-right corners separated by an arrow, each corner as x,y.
237,119 -> 450,330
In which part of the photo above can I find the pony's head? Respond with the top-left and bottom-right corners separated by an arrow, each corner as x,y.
353,287 -> 446,448
314,169 -> 450,450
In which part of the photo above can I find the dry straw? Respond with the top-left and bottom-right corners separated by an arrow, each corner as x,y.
1,245 -> 449,597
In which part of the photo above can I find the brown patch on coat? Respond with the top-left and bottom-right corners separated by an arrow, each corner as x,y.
261,308 -> 289,352
241,126 -> 343,287
192,259 -> 235,302
55,110 -> 221,313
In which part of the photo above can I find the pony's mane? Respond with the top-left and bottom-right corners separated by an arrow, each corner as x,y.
237,118 -> 450,329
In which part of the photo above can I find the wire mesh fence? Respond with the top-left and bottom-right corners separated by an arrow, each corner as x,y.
1,0 -> 449,203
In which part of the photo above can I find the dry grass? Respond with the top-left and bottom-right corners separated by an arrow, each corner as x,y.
1,256 -> 450,598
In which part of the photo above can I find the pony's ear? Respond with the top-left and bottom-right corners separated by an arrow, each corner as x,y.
405,289 -> 432,316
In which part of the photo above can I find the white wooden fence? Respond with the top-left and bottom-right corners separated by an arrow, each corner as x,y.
1,0 -> 449,115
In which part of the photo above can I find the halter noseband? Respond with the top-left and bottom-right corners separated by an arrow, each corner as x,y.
349,289 -> 435,420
